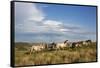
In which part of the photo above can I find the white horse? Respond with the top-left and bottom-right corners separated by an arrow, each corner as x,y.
56,40 -> 68,49
29,43 -> 46,54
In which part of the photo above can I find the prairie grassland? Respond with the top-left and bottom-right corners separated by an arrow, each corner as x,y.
15,42 -> 97,66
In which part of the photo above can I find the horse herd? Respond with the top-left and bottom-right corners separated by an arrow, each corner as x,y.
29,40 -> 92,54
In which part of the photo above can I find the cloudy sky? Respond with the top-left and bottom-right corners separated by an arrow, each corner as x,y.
15,2 -> 97,43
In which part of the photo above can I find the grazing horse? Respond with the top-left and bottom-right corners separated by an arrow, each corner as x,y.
46,42 -> 56,50
76,41 -> 83,47
83,40 -> 92,46
71,41 -> 82,48
71,42 -> 76,48
29,43 -> 46,54
56,40 -> 68,49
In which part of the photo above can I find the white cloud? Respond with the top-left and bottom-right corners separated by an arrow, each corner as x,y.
15,2 -> 45,33
59,29 -> 70,32
43,20 -> 62,26
15,2 -> 45,22
43,20 -> 63,31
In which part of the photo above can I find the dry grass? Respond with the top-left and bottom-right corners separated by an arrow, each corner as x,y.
15,42 -> 97,66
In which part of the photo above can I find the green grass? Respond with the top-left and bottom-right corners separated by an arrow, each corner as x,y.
15,42 -> 97,66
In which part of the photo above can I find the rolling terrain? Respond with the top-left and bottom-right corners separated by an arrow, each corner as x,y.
15,42 -> 97,66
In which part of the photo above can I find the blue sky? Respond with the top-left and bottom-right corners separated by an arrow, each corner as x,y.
15,2 -> 97,43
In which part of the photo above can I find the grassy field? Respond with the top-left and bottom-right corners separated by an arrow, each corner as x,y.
15,42 -> 97,66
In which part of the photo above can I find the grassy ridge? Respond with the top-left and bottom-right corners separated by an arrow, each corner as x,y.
15,42 -> 97,66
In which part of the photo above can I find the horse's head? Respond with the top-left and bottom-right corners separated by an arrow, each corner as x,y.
64,40 -> 68,44
51,42 -> 56,45
86,40 -> 92,42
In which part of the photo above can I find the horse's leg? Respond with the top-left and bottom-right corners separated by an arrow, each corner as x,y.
30,50 -> 31,55
30,48 -> 33,55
